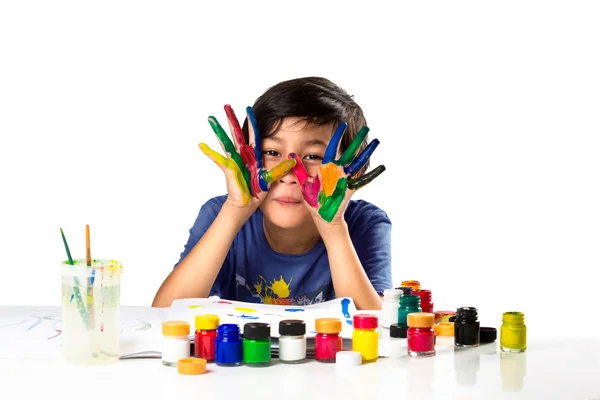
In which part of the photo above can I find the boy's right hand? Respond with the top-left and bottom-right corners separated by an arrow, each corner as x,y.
199,105 -> 296,210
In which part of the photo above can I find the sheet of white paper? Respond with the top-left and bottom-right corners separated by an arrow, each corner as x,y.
167,296 -> 359,339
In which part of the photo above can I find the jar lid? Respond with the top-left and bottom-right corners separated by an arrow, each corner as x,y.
195,314 -> 220,330
353,314 -> 378,329
315,318 -> 342,334
243,322 -> 270,339
390,323 -> 407,338
434,310 -> 456,323
480,327 -> 497,343
279,319 -> 306,336
407,312 -> 435,328
433,322 -> 455,336
400,280 -> 421,290
177,358 -> 207,375
162,321 -> 190,337
335,351 -> 362,368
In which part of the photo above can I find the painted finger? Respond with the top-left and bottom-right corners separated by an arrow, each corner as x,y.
323,122 -> 347,164
337,126 -> 369,166
318,177 -> 347,222
260,159 -> 296,190
208,116 -> 252,193
208,116 -> 236,155
303,175 -> 321,208
199,143 -> 237,172
224,105 -> 247,151
344,138 -> 380,176
200,143 -> 252,199
347,165 -> 386,190
288,153 -> 311,185
247,106 -> 262,171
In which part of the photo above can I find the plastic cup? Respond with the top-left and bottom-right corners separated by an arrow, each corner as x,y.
60,259 -> 122,365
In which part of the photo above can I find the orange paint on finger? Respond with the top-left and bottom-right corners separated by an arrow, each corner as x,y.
321,163 -> 343,197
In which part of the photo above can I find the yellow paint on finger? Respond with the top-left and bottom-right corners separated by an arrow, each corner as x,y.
265,159 -> 296,182
321,163 -> 343,197
199,143 -> 252,204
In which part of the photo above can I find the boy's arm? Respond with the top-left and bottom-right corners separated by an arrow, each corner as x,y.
321,222 -> 387,310
151,203 -> 250,307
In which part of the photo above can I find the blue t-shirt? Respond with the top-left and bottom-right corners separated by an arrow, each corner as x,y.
174,195 -> 392,305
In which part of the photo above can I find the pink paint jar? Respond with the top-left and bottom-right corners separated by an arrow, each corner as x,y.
314,318 -> 342,363
407,312 -> 435,357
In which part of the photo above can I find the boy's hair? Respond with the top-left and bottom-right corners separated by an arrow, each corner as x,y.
242,77 -> 370,174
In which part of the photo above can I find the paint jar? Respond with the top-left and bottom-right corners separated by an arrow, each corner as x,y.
411,289 -> 433,313
215,323 -> 243,366
352,314 -> 379,362
401,280 -> 421,291
398,289 -> 422,328
454,307 -> 480,347
161,321 -> 191,366
389,324 -> 407,358
500,312 -> 527,353
243,322 -> 271,367
407,312 -> 435,357
194,314 -> 219,362
278,319 -> 306,364
315,318 -> 343,363
381,288 -> 402,328
60,259 -> 123,366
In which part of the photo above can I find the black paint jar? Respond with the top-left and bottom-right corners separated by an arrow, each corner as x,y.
454,307 -> 480,347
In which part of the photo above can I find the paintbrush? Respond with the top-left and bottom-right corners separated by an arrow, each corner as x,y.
60,228 -> 88,327
85,225 -> 95,330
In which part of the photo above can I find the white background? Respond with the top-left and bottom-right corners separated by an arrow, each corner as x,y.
1,1 -> 598,338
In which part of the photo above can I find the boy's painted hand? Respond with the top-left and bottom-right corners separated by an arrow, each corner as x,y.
199,105 -> 296,207
288,122 -> 385,224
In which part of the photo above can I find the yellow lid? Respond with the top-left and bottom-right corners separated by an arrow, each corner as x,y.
315,318 -> 342,334
401,280 -> 421,291
433,322 -> 455,336
195,314 -> 220,330
162,321 -> 190,337
178,358 -> 207,375
407,312 -> 435,328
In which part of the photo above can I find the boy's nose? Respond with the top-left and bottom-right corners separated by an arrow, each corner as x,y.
279,169 -> 298,185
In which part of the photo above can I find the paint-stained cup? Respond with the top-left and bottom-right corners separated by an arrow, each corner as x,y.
60,259 -> 123,365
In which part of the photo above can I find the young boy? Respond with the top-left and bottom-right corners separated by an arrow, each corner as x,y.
152,77 -> 392,310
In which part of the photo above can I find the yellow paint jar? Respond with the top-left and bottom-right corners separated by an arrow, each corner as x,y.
352,314 -> 378,362
500,311 -> 527,353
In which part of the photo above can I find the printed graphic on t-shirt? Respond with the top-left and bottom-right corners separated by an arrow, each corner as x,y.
235,271 -> 330,305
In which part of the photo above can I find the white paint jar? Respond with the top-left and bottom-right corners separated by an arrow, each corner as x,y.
161,321 -> 190,366
381,289 -> 402,328
278,319 -> 306,363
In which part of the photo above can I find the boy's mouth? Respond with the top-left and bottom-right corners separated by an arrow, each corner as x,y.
273,196 -> 302,206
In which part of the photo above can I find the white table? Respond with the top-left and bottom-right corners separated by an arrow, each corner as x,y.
1,306 -> 599,399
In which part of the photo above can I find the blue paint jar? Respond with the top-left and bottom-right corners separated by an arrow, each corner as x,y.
215,324 -> 243,366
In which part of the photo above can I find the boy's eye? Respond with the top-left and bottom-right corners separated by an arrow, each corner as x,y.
263,150 -> 280,157
303,154 -> 323,161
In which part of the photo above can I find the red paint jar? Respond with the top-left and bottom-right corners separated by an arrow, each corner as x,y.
412,289 -> 433,313
407,312 -> 435,357
314,318 -> 342,363
194,314 -> 219,361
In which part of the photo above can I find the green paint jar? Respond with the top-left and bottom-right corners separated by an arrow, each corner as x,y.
398,287 -> 422,328
243,322 -> 271,367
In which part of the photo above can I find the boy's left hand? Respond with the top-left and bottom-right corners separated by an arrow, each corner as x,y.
288,122 -> 385,227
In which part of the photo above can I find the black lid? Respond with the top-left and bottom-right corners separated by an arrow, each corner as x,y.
449,315 -> 456,322
279,319 -> 306,336
243,322 -> 270,340
390,324 -> 407,338
480,327 -> 497,343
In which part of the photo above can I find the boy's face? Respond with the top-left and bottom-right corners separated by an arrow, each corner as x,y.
259,117 -> 340,229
